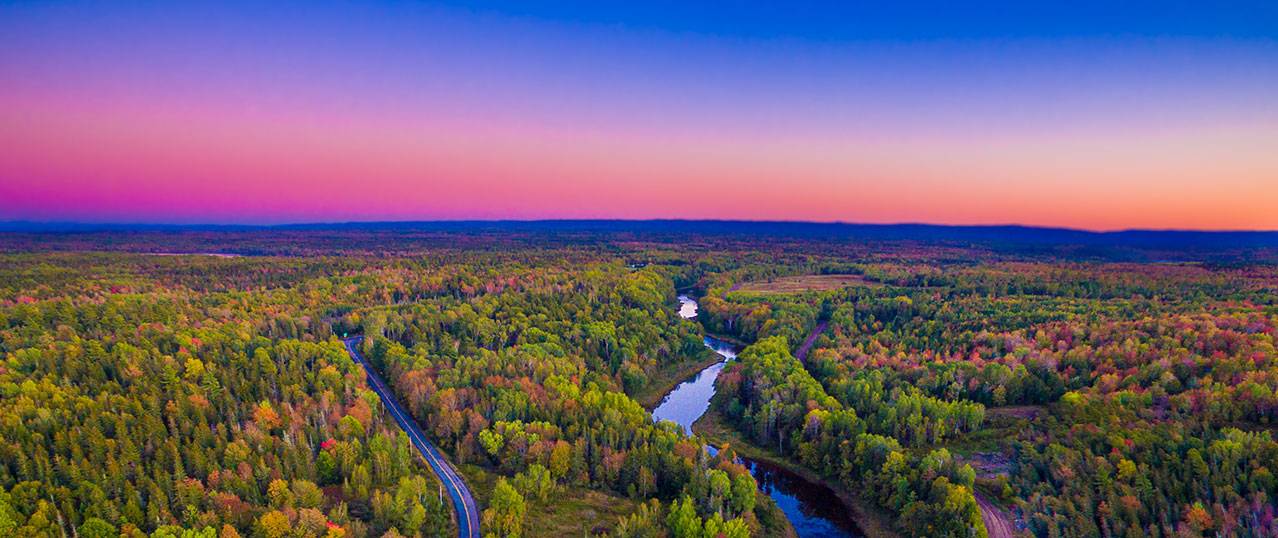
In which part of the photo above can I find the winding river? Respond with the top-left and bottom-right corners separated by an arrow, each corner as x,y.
653,295 -> 865,538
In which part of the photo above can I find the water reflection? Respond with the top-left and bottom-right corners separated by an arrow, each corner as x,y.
747,458 -> 865,537
652,351 -> 725,436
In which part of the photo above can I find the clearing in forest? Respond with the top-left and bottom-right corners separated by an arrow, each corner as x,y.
734,274 -> 880,294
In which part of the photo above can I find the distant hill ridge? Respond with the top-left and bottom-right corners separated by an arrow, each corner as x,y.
2,219 -> 1276,248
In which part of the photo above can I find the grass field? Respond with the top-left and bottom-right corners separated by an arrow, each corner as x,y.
733,274 -> 880,294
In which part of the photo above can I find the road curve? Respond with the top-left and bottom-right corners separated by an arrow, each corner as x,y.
343,338 -> 481,538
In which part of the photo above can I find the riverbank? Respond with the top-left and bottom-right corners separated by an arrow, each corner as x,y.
633,348 -> 724,410
701,329 -> 750,348
754,496 -> 800,538
693,408 -> 902,538
666,294 -> 872,536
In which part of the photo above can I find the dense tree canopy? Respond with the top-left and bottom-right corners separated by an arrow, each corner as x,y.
3,230 -> 1276,537
702,260 -> 1278,537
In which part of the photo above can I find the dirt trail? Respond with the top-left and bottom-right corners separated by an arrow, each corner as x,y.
795,320 -> 828,362
976,493 -> 1015,538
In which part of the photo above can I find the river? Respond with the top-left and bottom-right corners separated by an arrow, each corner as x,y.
652,294 -> 865,538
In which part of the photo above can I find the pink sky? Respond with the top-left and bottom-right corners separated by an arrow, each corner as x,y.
2,3 -> 1276,230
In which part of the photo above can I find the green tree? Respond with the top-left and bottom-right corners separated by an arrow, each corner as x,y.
78,517 -> 118,538
513,464 -> 555,503
482,479 -> 526,538
665,496 -> 700,538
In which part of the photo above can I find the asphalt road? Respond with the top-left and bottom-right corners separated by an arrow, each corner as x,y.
343,337 -> 481,538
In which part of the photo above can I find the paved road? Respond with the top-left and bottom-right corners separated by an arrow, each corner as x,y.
343,338 -> 481,538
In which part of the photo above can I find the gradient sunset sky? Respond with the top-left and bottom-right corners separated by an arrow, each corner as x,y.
2,1 -> 1276,230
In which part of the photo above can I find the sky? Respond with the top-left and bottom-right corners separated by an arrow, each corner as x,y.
2,1 -> 1276,230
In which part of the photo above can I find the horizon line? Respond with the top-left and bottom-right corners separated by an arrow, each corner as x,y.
3,217 -> 1278,235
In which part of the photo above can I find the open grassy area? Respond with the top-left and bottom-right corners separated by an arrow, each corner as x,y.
458,463 -> 644,536
692,408 -> 902,538
732,274 -> 880,295
942,405 -> 1046,457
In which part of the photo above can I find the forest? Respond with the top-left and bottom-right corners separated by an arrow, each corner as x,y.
700,260 -> 1278,537
1,226 -> 1276,537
